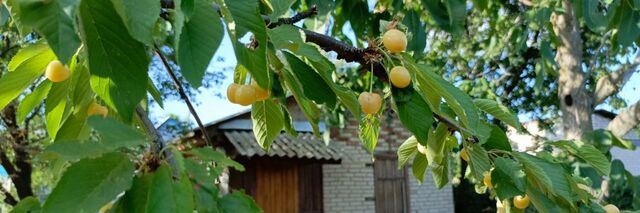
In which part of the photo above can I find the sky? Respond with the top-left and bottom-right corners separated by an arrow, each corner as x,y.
149,24 -> 640,129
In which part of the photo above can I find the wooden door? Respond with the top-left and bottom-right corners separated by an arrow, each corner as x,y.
374,153 -> 409,213
256,164 -> 299,213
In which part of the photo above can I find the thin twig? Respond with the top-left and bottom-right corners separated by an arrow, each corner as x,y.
267,5 -> 317,28
432,113 -> 479,142
153,47 -> 213,146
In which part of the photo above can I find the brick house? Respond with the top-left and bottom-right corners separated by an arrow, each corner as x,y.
192,99 -> 455,213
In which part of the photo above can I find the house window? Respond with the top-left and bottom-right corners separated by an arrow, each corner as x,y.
374,153 -> 410,213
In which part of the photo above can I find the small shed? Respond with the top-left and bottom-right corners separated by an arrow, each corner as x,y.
193,99 -> 455,213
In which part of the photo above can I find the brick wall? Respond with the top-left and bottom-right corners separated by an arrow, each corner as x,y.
323,113 -> 455,212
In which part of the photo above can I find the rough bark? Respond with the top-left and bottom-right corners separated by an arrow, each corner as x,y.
594,53 -> 639,105
608,101 -> 640,137
0,103 -> 34,199
551,0 -> 593,140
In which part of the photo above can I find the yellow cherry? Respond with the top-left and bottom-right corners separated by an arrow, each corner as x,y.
358,92 -> 382,115
45,60 -> 70,82
417,143 -> 427,155
227,83 -> 240,103
234,85 -> 256,106
483,172 -> 493,189
87,102 -> 108,117
251,80 -> 270,101
513,195 -> 530,209
460,148 -> 470,162
383,29 -> 407,53
603,204 -> 620,213
390,66 -> 411,88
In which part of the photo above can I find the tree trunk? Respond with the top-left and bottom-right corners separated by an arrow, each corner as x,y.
551,0 -> 593,140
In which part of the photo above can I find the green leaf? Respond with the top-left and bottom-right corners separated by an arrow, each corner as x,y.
359,114 -> 380,154
421,0 -> 466,36
581,0 -> 608,33
225,0 -> 270,89
280,67 -> 322,136
110,0 -> 161,44
491,157 -> 526,200
268,0 -> 295,19
526,181 -> 560,213
10,196 -> 41,213
466,142 -> 492,180
481,125 -> 512,151
4,0 -> 32,36
615,2 -> 640,47
412,152 -> 428,183
408,61 -> 479,134
188,148 -> 245,171
403,9 -> 427,57
397,136 -> 418,169
79,0 -> 150,122
514,152 -> 573,203
177,0 -> 224,87
426,123 -> 449,165
45,80 -> 71,140
0,43 -> 55,111
218,191 -> 261,213
41,140 -> 110,161
42,152 -> 134,213
88,116 -> 146,145
17,80 -> 51,123
551,140 -> 611,176
302,44 -> 361,120
268,25 -> 303,51
393,87 -> 433,145
586,129 -> 636,151
431,155 -> 449,189
268,26 -> 360,119
147,79 -> 164,108
251,100 -> 284,151
17,0 -> 80,62
118,165 -> 193,212
473,99 -> 522,130
55,114 -> 91,142
283,51 -> 336,107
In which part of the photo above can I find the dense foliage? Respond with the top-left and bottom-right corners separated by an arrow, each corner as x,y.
0,0 -> 638,212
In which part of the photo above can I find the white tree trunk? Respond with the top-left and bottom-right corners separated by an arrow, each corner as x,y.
551,0 -> 593,140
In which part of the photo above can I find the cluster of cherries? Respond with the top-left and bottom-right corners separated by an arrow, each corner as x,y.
45,60 -> 108,117
224,28 -> 413,116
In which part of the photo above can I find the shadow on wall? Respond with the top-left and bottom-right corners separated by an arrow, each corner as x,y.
453,162 -> 495,213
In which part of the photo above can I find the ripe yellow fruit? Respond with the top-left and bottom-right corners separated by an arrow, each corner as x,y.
87,102 -> 108,117
389,66 -> 411,88
234,85 -> 256,106
99,202 -> 113,213
603,204 -> 620,213
496,200 -> 506,213
513,195 -> 530,209
251,80 -> 270,101
45,60 -> 70,82
358,92 -> 382,114
483,172 -> 493,189
227,83 -> 240,103
383,29 -> 407,53
417,143 -> 427,155
460,148 -> 470,162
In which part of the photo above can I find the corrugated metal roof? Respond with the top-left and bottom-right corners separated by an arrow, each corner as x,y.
224,131 -> 343,161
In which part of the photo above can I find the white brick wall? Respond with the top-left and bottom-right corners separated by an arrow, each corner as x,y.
408,169 -> 455,213
322,115 -> 455,212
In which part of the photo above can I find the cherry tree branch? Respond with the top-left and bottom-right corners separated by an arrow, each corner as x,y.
608,100 -> 640,137
0,184 -> 17,206
154,47 -> 213,146
267,5 -> 317,28
594,52 -> 640,105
